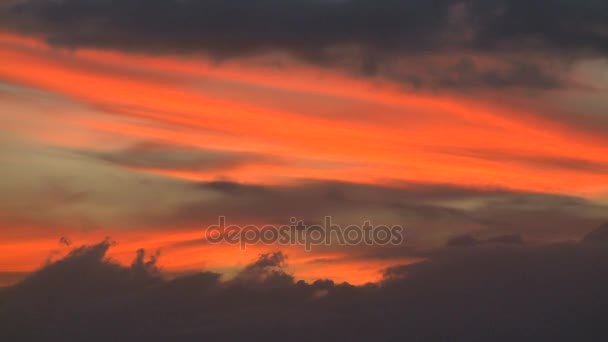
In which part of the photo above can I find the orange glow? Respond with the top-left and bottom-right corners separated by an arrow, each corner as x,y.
1,31 -> 608,283
1,32 -> 606,194
292,257 -> 423,285
0,227 -> 420,285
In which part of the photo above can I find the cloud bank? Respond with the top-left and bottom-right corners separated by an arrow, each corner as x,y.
2,227 -> 608,340
2,0 -> 607,90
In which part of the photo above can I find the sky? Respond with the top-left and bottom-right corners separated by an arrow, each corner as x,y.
1,0 -> 608,288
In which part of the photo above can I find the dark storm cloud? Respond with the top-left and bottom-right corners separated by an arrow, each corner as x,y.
0,0 -> 454,55
2,0 -> 607,56
1,0 -> 607,89
467,0 -> 608,54
84,141 -> 278,172
3,230 -> 608,340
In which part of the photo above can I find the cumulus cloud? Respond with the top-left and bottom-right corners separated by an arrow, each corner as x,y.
2,227 -> 608,340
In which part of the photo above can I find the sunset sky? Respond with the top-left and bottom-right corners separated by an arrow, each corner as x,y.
1,0 -> 608,287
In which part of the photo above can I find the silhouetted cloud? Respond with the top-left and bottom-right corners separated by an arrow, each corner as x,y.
231,251 -> 294,287
0,272 -> 28,288
2,229 -> 608,340
582,222 -> 608,243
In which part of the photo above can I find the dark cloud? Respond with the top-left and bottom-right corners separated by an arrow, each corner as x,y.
434,59 -> 566,90
3,0 -> 606,56
446,233 -> 481,246
3,229 -> 608,340
0,272 -> 28,287
1,0 -> 606,89
468,0 -> 608,54
0,239 -> 164,327
163,180 -> 607,245
231,251 -> 295,287
582,222 -> 608,243
0,0 -> 452,56
380,56 -> 570,90
2,146 -> 606,245
85,141 -> 279,173
446,233 -> 524,247
148,179 -> 606,261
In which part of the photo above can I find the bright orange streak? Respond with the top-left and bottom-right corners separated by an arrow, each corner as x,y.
0,226 -> 418,285
1,32 -> 607,195
1,32 -> 608,282
1,33 -> 606,193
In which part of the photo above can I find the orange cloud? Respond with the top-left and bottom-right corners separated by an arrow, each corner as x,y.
1,32 -> 608,282
2,32 -> 606,194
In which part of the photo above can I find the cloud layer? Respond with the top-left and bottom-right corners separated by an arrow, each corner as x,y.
3,0 -> 607,56
0,0 -> 608,304
2,0 -> 607,89
2,232 -> 608,340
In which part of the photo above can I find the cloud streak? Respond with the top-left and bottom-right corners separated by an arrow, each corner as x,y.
86,141 -> 281,173
0,1 -> 608,305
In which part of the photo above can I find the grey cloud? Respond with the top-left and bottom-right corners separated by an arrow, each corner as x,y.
3,0 -> 606,56
382,57 -> 569,90
3,230 -> 608,340
1,0 -> 606,90
162,180 -> 608,247
468,0 -> 608,55
446,233 -> 524,247
86,141 -> 278,172
231,251 -> 294,287
2,141 -> 606,246
434,59 -> 566,90
582,222 -> 608,243
0,272 -> 28,288
0,0 -> 453,56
